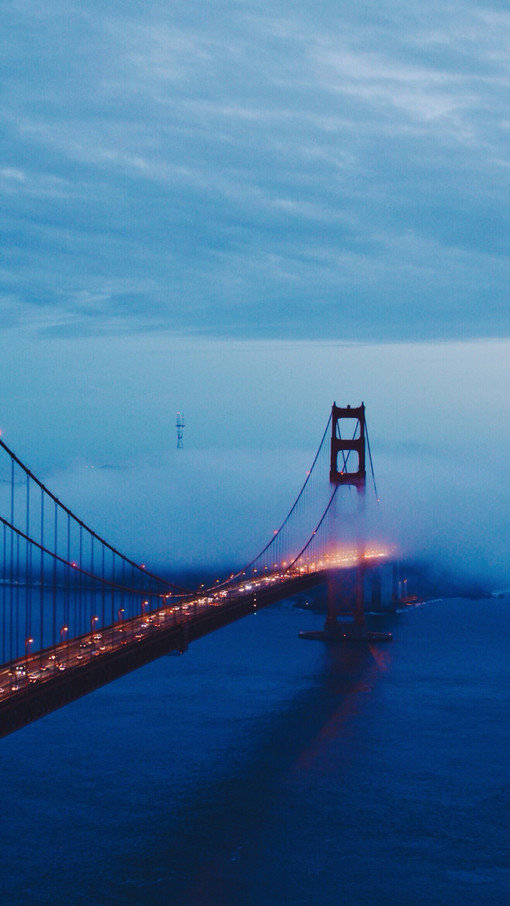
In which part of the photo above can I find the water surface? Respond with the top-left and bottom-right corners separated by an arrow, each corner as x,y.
0,597 -> 508,905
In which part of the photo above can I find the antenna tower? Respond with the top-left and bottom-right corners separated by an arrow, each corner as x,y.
176,412 -> 185,449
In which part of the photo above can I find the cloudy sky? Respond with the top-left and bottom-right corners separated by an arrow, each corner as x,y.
3,0 -> 510,341
1,2 -> 509,581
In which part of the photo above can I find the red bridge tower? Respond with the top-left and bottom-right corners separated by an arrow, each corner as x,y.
325,403 -> 367,635
301,402 -> 391,642
329,402 -> 366,493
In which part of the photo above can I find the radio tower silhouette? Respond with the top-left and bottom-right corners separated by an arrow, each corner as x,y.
176,412 -> 185,449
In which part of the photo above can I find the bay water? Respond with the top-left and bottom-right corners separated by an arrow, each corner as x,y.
0,596 -> 508,905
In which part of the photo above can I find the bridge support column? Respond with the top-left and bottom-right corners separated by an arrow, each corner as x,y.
323,566 -> 365,637
299,403 -> 391,643
327,403 -> 366,637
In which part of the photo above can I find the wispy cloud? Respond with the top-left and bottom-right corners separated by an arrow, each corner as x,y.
2,0 -> 510,340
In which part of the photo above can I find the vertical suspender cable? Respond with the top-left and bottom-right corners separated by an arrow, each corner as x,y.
53,501 -> 58,648
40,489 -> 44,657
2,523 -> 6,664
66,512 -> 71,638
111,551 -> 115,645
26,474 -> 30,648
10,458 -> 14,662
15,534 -> 20,660
90,534 -> 94,628
121,559 -> 125,621
365,419 -> 379,502
79,524 -> 83,635
101,544 -> 105,628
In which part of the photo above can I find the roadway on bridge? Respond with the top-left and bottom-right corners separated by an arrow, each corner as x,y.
0,552 -> 388,702
0,570 -> 297,699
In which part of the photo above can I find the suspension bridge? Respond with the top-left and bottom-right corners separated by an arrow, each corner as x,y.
0,403 -> 391,739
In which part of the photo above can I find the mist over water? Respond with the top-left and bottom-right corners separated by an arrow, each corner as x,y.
0,334 -> 508,586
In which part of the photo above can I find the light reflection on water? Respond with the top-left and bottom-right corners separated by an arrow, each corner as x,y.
0,597 -> 508,905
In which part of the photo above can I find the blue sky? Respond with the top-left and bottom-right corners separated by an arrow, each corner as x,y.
1,2 -> 509,582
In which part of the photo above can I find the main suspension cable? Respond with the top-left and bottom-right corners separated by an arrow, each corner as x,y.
364,418 -> 379,502
204,413 -> 332,591
0,437 -> 184,593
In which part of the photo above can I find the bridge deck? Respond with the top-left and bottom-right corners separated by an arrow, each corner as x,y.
0,570 -> 326,739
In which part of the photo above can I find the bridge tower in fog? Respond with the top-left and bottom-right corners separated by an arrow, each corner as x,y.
329,403 -> 366,493
326,403 -> 367,635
